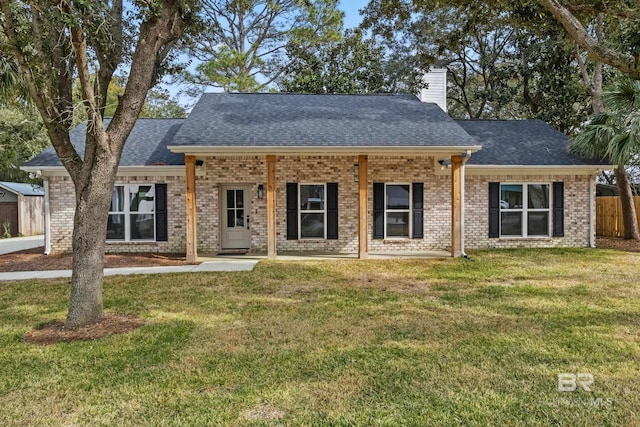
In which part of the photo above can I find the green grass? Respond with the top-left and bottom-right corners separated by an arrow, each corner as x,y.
1,248 -> 639,426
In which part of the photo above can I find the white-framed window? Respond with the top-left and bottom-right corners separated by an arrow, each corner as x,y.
107,184 -> 156,241
385,183 -> 411,238
299,183 -> 326,239
500,183 -> 550,237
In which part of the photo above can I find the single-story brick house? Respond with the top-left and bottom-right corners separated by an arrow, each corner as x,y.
23,81 -> 606,261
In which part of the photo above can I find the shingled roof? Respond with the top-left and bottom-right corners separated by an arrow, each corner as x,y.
25,97 -> 605,169
169,93 -> 479,147
456,119 -> 606,166
25,118 -> 185,167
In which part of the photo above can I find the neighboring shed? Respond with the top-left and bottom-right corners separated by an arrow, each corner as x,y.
596,184 -> 620,197
0,182 -> 44,237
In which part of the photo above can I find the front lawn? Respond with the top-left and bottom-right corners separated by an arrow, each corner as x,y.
1,249 -> 638,426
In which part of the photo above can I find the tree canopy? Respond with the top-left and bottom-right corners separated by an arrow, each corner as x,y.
278,29 -> 390,94
180,0 -> 344,92
570,78 -> 640,166
1,0 -> 193,328
360,0 -> 591,133
0,107 -> 48,183
72,76 -> 187,124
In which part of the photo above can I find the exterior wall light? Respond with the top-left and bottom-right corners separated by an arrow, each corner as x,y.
258,184 -> 264,199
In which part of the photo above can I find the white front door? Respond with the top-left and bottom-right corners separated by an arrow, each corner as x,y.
221,185 -> 251,250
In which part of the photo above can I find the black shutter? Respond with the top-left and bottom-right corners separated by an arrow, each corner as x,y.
286,183 -> 298,240
155,183 -> 168,241
488,182 -> 500,238
327,183 -> 338,239
553,181 -> 564,237
373,183 -> 385,239
412,182 -> 424,238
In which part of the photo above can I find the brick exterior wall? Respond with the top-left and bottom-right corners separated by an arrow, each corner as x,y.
46,159 -> 595,254
48,176 -> 74,252
368,156 -> 451,252
464,174 -> 594,249
47,175 -> 188,254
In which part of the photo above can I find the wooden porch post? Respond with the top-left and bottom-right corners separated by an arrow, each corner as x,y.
185,155 -> 198,263
451,155 -> 463,258
266,155 -> 277,259
358,155 -> 368,259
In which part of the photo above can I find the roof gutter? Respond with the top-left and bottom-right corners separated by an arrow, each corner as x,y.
166,145 -> 483,157
460,164 -> 612,176
20,165 -> 204,177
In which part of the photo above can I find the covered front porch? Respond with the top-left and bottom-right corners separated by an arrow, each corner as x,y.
179,151 -> 472,263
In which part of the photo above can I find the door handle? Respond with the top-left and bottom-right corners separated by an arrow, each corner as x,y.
246,215 -> 250,230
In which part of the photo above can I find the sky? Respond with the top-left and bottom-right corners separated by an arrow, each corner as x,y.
339,0 -> 369,29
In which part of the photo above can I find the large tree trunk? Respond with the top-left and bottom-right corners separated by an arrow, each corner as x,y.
615,165 -> 640,240
65,156 -> 119,329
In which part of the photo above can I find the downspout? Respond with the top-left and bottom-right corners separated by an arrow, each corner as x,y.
589,174 -> 596,248
461,150 -> 472,257
43,177 -> 51,255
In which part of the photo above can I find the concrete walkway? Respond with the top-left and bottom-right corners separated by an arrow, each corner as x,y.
0,235 -> 44,255
0,250 -> 450,282
0,259 -> 259,281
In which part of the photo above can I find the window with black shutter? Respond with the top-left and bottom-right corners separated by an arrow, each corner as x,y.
489,182 -> 562,238
287,182 -> 338,240
373,182 -> 424,239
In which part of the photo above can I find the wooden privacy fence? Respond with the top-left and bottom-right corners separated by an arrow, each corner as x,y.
596,196 -> 640,237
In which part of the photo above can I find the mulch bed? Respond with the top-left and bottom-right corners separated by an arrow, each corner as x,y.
0,246 -> 193,272
596,236 -> 640,253
23,313 -> 145,345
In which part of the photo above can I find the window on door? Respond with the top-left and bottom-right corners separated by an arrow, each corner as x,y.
226,189 -> 245,228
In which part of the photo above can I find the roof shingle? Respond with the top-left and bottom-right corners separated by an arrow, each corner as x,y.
24,97 -> 605,169
456,119 -> 606,166
25,118 -> 185,167
170,93 -> 478,147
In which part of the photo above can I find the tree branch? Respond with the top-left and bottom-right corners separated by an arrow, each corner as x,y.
541,0 -> 640,78
0,0 -> 82,182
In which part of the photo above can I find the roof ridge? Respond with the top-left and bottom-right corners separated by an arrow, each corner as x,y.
200,92 -> 415,97
455,118 -> 543,122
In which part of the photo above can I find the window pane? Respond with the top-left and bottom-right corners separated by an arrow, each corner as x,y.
500,185 -> 523,209
130,214 -> 154,240
236,190 -> 244,208
386,212 -> 409,237
106,214 -> 125,240
227,210 -> 235,228
386,185 -> 410,209
528,212 -> 549,236
236,209 -> 245,227
130,185 -> 154,212
110,187 -> 124,212
300,185 -> 324,210
227,190 -> 235,209
301,213 -> 324,238
528,184 -> 549,209
501,212 -> 522,236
